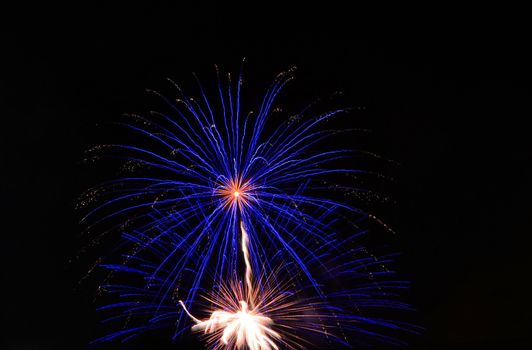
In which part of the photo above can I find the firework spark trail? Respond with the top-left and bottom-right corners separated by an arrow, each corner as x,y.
240,221 -> 253,305
179,220 -> 281,350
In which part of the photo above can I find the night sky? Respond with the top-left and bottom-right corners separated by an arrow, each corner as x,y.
2,3 -> 531,349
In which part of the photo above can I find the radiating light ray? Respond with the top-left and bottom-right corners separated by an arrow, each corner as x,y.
241,222 -> 253,304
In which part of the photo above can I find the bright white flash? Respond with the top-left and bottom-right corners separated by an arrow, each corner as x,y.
180,222 -> 281,350
180,300 -> 280,350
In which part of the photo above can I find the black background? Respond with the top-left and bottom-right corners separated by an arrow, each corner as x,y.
2,2 -> 531,349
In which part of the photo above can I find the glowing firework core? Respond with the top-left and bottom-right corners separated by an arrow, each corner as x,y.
217,177 -> 253,209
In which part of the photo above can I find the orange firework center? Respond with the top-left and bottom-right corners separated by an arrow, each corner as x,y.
217,179 -> 253,207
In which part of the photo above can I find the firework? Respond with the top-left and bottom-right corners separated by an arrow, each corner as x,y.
84,65 -> 418,347
179,222 -> 281,350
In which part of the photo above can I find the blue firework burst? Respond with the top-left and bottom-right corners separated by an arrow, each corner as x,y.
82,65 -> 419,348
